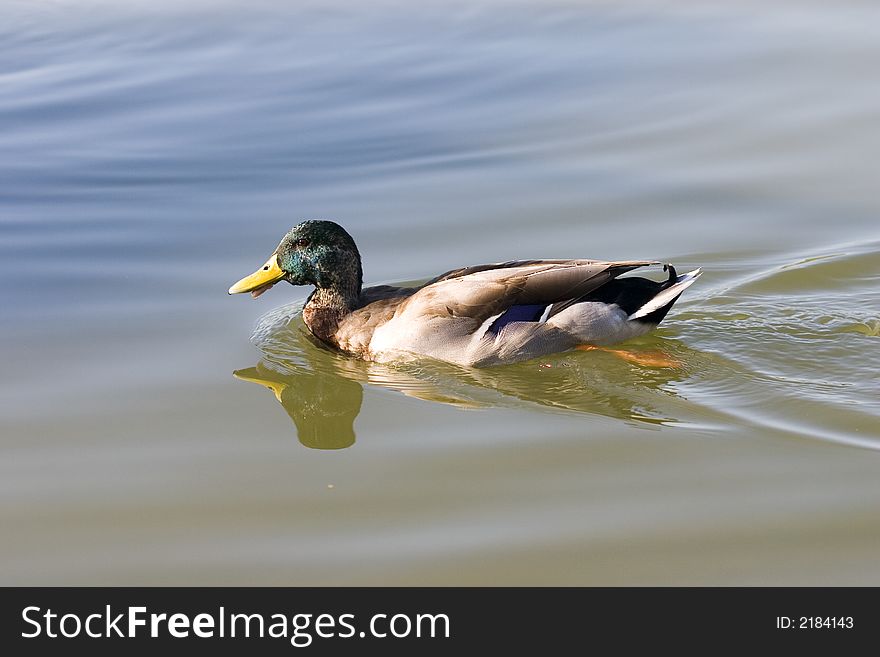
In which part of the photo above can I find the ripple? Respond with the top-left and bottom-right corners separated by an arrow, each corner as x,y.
668,241 -> 880,450
833,319 -> 880,337
713,239 -> 880,297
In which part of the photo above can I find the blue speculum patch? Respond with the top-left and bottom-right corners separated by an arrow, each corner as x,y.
487,304 -> 547,335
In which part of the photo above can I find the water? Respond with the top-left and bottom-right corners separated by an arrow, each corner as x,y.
2,0 -> 879,585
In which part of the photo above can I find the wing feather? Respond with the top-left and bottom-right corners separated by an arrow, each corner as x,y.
395,259 -> 659,328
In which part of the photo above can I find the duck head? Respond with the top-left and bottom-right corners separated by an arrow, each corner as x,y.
228,220 -> 363,299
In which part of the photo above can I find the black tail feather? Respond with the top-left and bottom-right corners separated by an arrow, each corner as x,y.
568,263 -> 683,326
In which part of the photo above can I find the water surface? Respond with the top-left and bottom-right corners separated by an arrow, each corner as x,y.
2,0 -> 879,585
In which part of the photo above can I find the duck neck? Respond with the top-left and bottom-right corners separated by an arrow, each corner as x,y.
303,283 -> 360,347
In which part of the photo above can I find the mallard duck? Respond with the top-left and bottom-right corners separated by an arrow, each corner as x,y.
229,220 -> 701,367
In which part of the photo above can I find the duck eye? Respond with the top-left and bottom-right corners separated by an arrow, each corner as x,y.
295,238 -> 310,248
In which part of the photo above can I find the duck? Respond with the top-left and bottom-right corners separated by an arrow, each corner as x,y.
228,220 -> 701,367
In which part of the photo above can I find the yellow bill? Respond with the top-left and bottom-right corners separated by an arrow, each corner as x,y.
228,254 -> 285,297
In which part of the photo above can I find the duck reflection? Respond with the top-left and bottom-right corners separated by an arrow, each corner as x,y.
234,363 -> 362,449
234,304 -> 699,449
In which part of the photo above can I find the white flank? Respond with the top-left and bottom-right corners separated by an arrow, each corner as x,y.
538,304 -> 552,324
628,268 -> 702,320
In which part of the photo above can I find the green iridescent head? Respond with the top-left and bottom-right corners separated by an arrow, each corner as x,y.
228,220 -> 363,299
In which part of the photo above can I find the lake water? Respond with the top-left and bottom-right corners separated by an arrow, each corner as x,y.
2,0 -> 879,585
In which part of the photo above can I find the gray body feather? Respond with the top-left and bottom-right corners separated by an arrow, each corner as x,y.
332,259 -> 697,367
